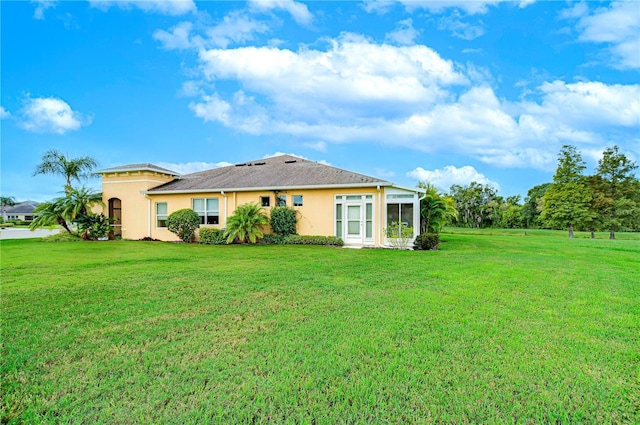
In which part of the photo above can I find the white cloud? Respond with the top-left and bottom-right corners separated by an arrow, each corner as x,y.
302,141 -> 328,152
88,0 -> 196,15
438,15 -> 485,40
32,1 -> 57,20
172,30 -> 638,171
153,22 -> 198,50
156,161 -> 229,175
248,0 -> 313,25
407,165 -> 500,191
19,96 -> 91,134
563,1 -> 640,69
0,106 -> 10,119
206,11 -> 271,48
385,18 -> 420,45
361,0 -> 395,15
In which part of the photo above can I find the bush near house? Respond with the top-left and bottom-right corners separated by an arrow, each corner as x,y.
166,209 -> 200,243
199,228 -> 226,245
270,207 -> 298,236
414,233 -> 440,250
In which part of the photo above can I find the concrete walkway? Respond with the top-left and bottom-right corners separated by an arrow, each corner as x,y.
0,228 -> 63,240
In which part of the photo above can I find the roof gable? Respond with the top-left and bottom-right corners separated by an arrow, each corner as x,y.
96,163 -> 180,176
148,155 -> 390,193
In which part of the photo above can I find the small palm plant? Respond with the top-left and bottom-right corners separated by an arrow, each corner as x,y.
225,203 -> 268,244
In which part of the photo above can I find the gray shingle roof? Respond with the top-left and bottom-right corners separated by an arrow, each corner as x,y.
96,163 -> 180,176
148,155 -> 390,192
5,201 -> 39,213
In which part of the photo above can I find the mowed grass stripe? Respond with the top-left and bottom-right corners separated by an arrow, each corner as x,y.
1,234 -> 638,423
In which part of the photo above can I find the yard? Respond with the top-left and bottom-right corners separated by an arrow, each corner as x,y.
1,233 -> 638,423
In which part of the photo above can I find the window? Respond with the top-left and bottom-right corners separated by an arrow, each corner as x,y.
277,195 -> 286,207
192,198 -> 219,225
260,196 -> 270,207
156,203 -> 168,228
293,195 -> 303,207
387,203 -> 414,227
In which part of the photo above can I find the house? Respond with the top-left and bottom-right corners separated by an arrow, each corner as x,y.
3,201 -> 39,221
96,155 -> 424,247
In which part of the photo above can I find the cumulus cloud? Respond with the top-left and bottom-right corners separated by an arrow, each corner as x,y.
153,22 -> 198,50
0,106 -> 10,119
167,29 -> 637,171
385,19 -> 420,45
562,1 -> 640,69
248,0 -> 313,25
19,96 -> 91,134
438,14 -> 485,40
156,161 -> 230,175
407,165 -> 500,191
89,0 -> 196,15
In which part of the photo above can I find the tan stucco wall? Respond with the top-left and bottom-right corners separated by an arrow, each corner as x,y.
99,171 -> 175,240
100,173 -> 420,246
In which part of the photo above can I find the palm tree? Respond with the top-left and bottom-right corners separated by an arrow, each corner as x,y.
30,199 -> 73,234
1,196 -> 16,223
418,182 -> 459,233
29,187 -> 103,234
33,149 -> 98,193
224,203 -> 268,244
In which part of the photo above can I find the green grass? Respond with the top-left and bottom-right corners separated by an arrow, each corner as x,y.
2,233 -> 639,423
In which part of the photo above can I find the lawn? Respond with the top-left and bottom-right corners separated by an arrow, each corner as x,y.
2,234 -> 639,423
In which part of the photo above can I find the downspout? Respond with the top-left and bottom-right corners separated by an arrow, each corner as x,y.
221,191 -> 227,228
144,193 -> 151,238
377,185 -> 381,247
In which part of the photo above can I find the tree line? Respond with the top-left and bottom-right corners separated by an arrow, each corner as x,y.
421,145 -> 640,238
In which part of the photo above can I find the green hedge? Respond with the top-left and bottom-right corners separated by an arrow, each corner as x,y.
199,228 -> 226,245
270,207 -> 297,236
414,233 -> 440,250
283,234 -> 344,246
1,222 -> 15,228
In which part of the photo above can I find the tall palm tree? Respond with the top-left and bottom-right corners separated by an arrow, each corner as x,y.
418,182 -> 459,233
224,203 -> 268,244
33,149 -> 98,193
1,196 -> 16,223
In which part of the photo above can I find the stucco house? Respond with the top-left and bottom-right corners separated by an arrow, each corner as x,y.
97,155 -> 424,247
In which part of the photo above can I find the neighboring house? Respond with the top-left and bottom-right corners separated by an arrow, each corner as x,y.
96,155 -> 424,247
4,201 -> 39,221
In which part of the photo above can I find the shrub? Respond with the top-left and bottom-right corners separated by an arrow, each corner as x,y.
74,213 -> 112,240
385,222 -> 414,249
166,208 -> 200,243
1,222 -> 15,228
270,207 -> 297,236
225,203 -> 268,244
259,234 -> 286,244
41,232 -> 82,242
414,233 -> 440,250
199,227 -> 226,245
283,235 -> 344,246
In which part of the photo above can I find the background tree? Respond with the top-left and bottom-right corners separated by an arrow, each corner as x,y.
450,182 -> 500,228
592,145 -> 640,239
540,145 -> 594,238
499,196 -> 525,229
33,149 -> 98,194
1,196 -> 16,223
225,203 -> 268,244
418,182 -> 458,233
522,183 -> 550,229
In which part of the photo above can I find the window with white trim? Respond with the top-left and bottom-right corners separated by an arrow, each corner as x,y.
192,198 -> 219,225
276,195 -> 286,207
156,202 -> 168,228
293,195 -> 303,207
260,196 -> 270,207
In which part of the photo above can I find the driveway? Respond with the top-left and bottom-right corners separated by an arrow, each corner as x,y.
0,228 -> 63,240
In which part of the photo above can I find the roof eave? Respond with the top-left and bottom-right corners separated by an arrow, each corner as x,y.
145,181 -> 395,195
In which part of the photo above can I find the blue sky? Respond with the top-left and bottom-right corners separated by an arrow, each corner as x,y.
2,0 -> 639,202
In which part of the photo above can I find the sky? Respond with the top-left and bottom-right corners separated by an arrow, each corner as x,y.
1,0 -> 639,202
